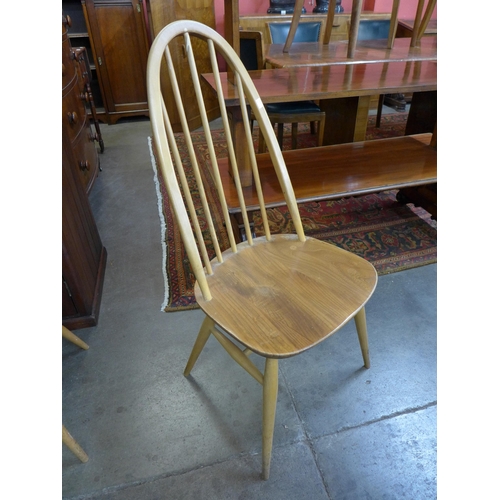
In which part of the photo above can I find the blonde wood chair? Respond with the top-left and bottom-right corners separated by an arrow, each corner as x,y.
62,325 -> 89,350
62,325 -> 89,463
62,425 -> 89,463
147,20 -> 377,480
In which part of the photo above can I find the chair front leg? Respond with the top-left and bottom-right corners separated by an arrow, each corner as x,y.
262,358 -> 279,480
354,307 -> 370,369
184,315 -> 214,376
62,425 -> 89,463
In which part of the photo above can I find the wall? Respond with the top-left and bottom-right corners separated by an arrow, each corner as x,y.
370,0 -> 437,19
213,0 -> 437,36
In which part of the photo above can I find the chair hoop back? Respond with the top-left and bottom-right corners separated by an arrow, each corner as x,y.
147,20 -> 305,301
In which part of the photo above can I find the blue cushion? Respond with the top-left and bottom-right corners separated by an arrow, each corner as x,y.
266,101 -> 321,114
357,20 -> 391,41
269,22 -> 321,43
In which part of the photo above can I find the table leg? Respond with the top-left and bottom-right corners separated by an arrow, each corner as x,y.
353,95 -> 371,142
320,95 -> 371,145
405,90 -> 437,135
230,212 -> 255,243
227,106 -> 253,188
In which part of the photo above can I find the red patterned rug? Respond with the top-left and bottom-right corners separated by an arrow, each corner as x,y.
150,114 -> 437,312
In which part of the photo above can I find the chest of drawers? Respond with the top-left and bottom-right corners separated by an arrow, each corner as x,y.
63,14 -> 100,193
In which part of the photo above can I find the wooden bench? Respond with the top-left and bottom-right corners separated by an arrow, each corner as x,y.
219,133 -> 437,242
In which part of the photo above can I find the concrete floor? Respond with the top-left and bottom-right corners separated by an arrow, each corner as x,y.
62,113 -> 437,499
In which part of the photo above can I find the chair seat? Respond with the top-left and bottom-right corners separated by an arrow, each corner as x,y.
195,234 -> 377,358
266,100 -> 322,115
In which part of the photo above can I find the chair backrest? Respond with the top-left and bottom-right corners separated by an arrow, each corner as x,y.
239,30 -> 264,70
268,21 -> 321,44
147,20 -> 305,301
356,19 -> 391,41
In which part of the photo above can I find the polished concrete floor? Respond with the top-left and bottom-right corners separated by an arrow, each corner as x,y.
62,113 -> 437,499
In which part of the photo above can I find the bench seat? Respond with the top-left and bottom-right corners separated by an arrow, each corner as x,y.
218,133 -> 436,240
220,133 -> 436,213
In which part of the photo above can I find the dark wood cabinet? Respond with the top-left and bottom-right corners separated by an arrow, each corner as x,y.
63,0 -> 107,120
63,13 -> 101,193
83,0 -> 150,124
62,124 -> 107,330
63,14 -> 107,329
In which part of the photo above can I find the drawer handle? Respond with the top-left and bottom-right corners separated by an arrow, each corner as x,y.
79,161 -> 90,171
63,15 -> 72,28
67,111 -> 78,124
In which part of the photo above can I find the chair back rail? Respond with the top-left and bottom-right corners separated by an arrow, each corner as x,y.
147,21 -> 306,301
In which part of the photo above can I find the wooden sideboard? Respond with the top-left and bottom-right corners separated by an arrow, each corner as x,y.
62,124 -> 107,330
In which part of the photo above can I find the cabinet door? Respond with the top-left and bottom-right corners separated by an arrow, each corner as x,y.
83,0 -> 149,123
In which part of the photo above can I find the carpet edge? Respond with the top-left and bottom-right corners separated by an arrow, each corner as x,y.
148,136 -> 170,311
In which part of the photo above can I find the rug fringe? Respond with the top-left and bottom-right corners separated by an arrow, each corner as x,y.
148,137 -> 170,311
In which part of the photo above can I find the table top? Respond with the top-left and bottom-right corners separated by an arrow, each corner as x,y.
265,36 -> 437,68
202,60 -> 437,106
398,19 -> 437,34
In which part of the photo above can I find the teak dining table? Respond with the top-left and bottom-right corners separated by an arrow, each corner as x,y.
202,59 -> 437,187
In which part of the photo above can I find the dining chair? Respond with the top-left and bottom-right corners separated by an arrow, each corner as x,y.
240,28 -> 325,153
355,19 -> 394,127
267,21 -> 322,45
239,30 -> 264,71
147,20 -> 377,480
263,21 -> 325,152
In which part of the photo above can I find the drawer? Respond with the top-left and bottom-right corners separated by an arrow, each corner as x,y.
74,48 -> 92,87
71,123 -> 99,193
62,77 -> 88,144
62,32 -> 76,91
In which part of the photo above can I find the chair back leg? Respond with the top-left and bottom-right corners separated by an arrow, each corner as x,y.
184,316 -> 215,376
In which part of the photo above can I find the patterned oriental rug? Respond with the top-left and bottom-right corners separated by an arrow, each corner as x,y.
149,114 -> 437,312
